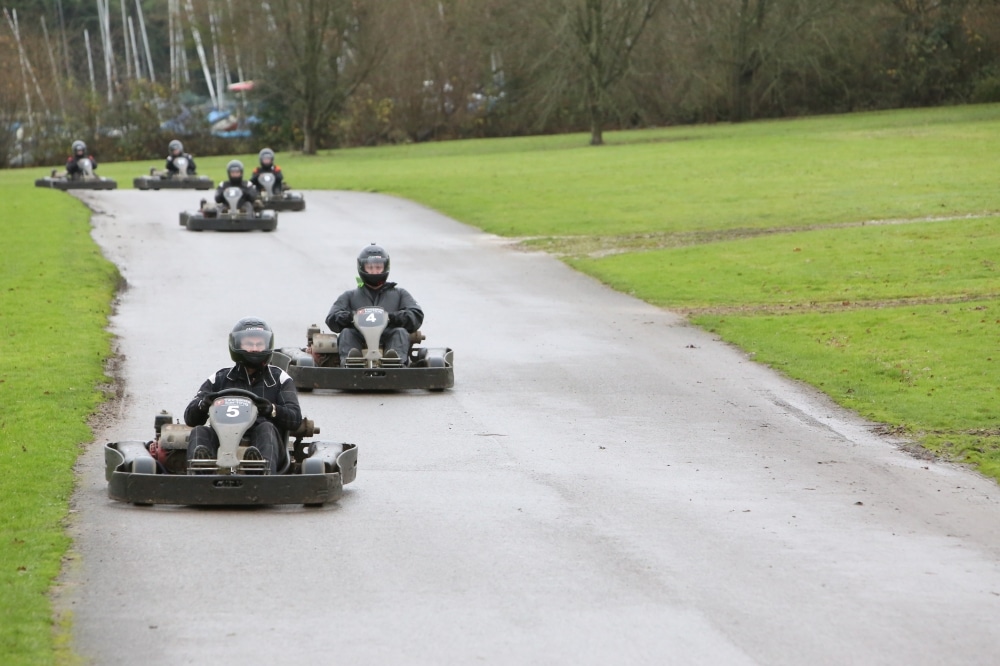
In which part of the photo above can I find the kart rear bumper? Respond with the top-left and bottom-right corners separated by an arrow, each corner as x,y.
134,175 -> 213,190
35,177 -> 117,190
105,440 -> 357,505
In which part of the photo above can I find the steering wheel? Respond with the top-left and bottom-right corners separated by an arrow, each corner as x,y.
205,388 -> 271,409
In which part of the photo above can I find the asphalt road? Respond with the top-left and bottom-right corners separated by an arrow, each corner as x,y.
59,189 -> 1000,665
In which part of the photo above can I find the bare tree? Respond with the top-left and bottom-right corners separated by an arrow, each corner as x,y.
551,0 -> 661,145
257,0 -> 378,154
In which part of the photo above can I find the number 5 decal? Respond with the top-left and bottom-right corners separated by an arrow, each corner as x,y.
226,405 -> 240,417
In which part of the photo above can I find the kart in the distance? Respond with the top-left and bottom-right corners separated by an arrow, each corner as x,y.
35,158 -> 117,190
276,306 -> 454,392
134,156 -> 212,190
104,388 -> 358,506
256,171 -> 305,211
179,186 -> 278,232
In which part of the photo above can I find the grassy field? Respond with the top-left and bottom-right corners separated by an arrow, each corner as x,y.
0,169 -> 118,665
6,103 -> 1000,662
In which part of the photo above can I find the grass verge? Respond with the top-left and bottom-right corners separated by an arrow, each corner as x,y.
0,169 -> 118,665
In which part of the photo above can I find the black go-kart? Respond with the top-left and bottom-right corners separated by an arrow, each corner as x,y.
277,307 -> 454,392
256,171 -> 306,211
35,158 -> 117,190
134,156 -> 213,190
104,388 -> 358,506
180,186 -> 278,232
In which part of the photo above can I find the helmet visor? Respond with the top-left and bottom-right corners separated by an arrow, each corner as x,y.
232,328 -> 273,352
360,256 -> 387,275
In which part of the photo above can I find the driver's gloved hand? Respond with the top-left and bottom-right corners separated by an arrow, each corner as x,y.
335,311 -> 354,328
196,397 -> 212,414
387,312 -> 402,327
257,399 -> 274,419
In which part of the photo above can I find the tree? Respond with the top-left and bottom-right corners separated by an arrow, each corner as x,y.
555,0 -> 661,145
257,0 -> 378,154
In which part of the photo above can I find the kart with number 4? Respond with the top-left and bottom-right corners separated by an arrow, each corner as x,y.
104,387 -> 357,506
276,306 -> 454,392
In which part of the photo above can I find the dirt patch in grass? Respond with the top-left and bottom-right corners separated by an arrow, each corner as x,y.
517,213 -> 996,258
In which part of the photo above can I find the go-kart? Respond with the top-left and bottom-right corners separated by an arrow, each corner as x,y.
256,171 -> 305,211
104,388 -> 358,506
277,307 -> 454,392
35,158 -> 117,190
134,156 -> 212,190
180,186 -> 278,231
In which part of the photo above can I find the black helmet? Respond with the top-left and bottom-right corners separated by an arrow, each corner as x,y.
357,243 -> 390,288
72,140 -> 86,156
259,148 -> 275,168
226,159 -> 244,184
228,317 -> 274,369
168,139 -> 183,155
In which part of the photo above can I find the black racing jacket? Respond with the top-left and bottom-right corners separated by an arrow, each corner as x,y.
325,282 -> 424,333
183,363 -> 302,433
66,155 -> 97,175
214,179 -> 259,209
250,165 -> 284,191
166,153 -> 197,174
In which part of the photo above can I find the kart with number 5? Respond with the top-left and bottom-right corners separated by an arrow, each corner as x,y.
104,387 -> 357,506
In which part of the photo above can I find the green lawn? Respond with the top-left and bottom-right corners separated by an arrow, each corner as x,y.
0,170 -> 118,665
7,103 -> 1000,662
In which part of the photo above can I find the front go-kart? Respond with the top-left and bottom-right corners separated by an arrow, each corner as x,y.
277,307 -> 454,392
180,186 -> 278,231
104,388 -> 357,506
35,158 -> 117,190
134,157 -> 212,190
256,171 -> 305,211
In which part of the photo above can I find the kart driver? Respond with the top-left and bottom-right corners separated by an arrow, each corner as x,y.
325,243 -> 424,367
213,159 -> 261,211
250,147 -> 285,193
65,140 -> 97,177
183,317 -> 302,473
165,139 -> 198,175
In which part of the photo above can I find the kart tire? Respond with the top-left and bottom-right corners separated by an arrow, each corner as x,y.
302,457 -> 326,475
132,457 -> 157,475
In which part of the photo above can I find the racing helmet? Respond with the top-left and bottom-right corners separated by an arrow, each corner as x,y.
228,317 -> 274,369
226,159 -> 244,184
168,139 -> 183,156
72,140 -> 86,156
259,148 -> 275,168
357,243 -> 390,288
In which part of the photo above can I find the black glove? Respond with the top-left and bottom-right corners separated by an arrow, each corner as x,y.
256,398 -> 275,419
387,312 -> 402,327
335,310 -> 354,328
196,396 -> 212,414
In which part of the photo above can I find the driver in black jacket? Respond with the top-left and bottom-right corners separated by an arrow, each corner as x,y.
325,243 -> 424,367
183,317 -> 302,473
213,160 -> 260,211
65,140 -> 97,177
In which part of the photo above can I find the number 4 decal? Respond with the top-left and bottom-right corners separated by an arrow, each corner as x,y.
366,312 -> 377,322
